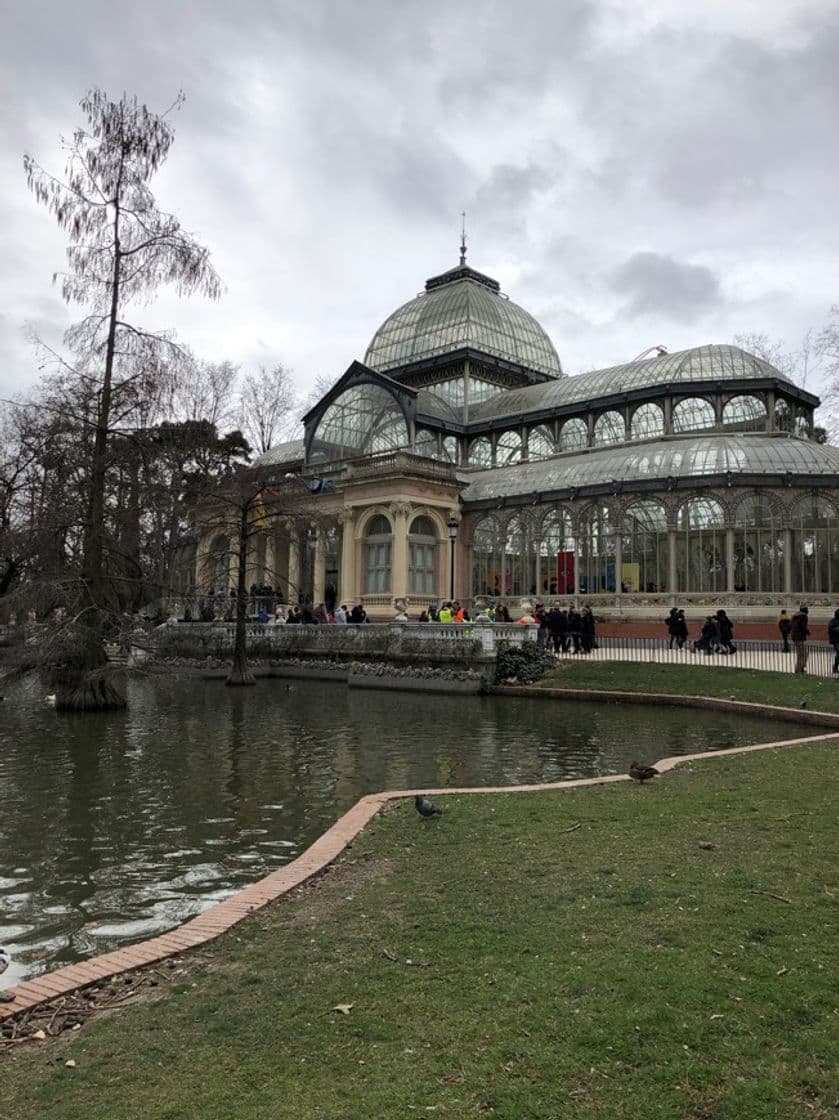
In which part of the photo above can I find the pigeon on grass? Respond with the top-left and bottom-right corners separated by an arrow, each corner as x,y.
414,795 -> 443,818
629,762 -> 659,784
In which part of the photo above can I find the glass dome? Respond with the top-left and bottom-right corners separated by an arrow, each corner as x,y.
363,263 -> 563,378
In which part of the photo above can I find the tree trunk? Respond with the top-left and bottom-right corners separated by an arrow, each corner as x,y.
50,626 -> 127,711
78,179 -> 123,708
226,504 -> 256,687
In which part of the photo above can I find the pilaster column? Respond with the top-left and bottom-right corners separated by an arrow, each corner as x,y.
614,532 -> 623,594
313,527 -> 325,605
668,528 -> 678,594
337,509 -> 356,603
389,502 -> 411,602
725,527 -> 735,593
264,532 -> 276,590
783,527 -> 792,594
287,524 -> 301,604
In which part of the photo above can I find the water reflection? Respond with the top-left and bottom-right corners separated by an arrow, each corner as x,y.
0,674 -> 787,981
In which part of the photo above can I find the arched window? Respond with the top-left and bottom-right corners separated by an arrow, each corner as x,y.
414,429 -> 438,458
723,395 -> 767,433
594,410 -> 625,445
505,514 -> 535,597
794,409 -> 812,439
621,501 -> 668,592
774,399 -> 792,432
208,535 -> 230,594
527,425 -> 555,460
309,383 -> 409,460
496,430 -> 523,466
578,505 -> 617,592
790,495 -> 839,594
676,498 -> 725,592
673,398 -> 715,433
467,436 -> 492,468
559,417 -> 588,451
441,435 -> 458,464
364,514 -> 392,594
408,515 -> 437,596
733,495 -> 783,592
539,509 -> 576,595
630,402 -> 665,441
471,515 -> 504,598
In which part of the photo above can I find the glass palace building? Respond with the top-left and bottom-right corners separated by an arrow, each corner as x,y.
196,255 -> 839,616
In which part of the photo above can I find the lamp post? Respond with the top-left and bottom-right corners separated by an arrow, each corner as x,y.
447,515 -> 459,602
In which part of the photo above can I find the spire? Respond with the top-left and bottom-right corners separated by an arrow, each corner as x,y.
459,210 -> 467,266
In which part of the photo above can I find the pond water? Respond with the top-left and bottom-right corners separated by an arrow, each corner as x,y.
1,674 -> 790,982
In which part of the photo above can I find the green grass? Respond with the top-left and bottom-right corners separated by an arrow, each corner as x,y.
534,659 -> 839,713
4,743 -> 839,1119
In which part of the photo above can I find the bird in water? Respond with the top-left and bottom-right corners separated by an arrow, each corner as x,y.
629,761 -> 659,784
414,795 -> 443,818
44,694 -> 56,705
0,948 -> 10,975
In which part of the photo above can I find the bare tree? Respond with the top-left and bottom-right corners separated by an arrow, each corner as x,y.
23,88 -> 222,709
734,329 -> 837,443
238,363 -> 298,455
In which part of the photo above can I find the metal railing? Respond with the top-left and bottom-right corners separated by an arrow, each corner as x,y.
540,633 -> 838,678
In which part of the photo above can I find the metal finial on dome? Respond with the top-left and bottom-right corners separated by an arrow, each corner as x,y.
460,210 -> 467,266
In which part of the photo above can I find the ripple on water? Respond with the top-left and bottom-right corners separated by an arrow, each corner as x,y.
0,674 -> 792,979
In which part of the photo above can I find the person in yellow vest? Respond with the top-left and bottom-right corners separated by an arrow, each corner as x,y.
438,602 -> 453,623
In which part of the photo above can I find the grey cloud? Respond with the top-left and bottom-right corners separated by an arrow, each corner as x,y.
611,252 -> 721,318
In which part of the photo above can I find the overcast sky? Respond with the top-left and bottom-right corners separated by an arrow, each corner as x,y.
2,0 -> 837,412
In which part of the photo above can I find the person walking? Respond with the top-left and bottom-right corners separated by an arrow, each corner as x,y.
581,605 -> 596,653
715,609 -> 735,654
665,607 -> 679,649
828,609 -> 839,675
777,609 -> 792,653
675,609 -> 688,650
568,606 -> 583,653
790,604 -> 810,674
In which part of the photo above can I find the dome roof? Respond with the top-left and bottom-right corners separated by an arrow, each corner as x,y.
469,345 -> 796,423
363,262 -> 563,378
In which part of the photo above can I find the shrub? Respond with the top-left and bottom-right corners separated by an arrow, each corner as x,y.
495,641 -> 555,684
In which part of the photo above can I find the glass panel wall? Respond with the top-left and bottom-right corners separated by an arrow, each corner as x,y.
310,383 -> 408,461
673,397 -> 715,433
471,515 -> 504,597
539,509 -> 576,595
467,436 -> 492,468
578,505 -> 616,592
408,515 -> 437,595
496,430 -> 523,466
621,501 -> 668,592
559,418 -> 588,451
364,514 -> 392,594
414,429 -> 438,458
676,498 -> 726,592
505,514 -> 535,597
442,435 -> 458,464
594,410 -> 625,445
723,395 -> 767,433
733,495 -> 783,592
790,496 -> 839,594
630,402 -> 665,440
527,425 -> 555,460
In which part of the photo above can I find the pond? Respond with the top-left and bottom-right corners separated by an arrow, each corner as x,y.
1,673 -> 791,983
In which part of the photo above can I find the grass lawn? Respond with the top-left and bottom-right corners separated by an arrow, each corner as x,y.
534,659 -> 839,714
3,742 -> 838,1119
